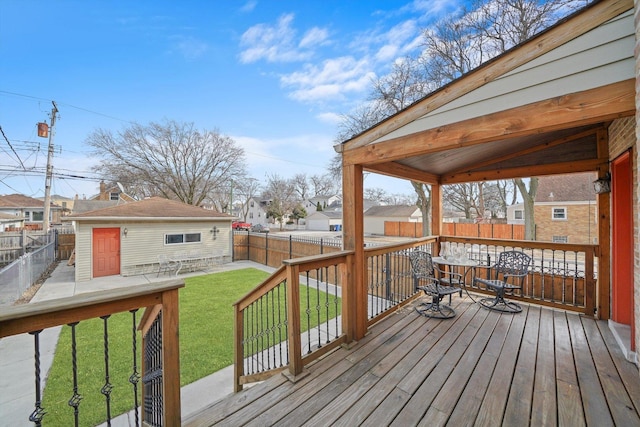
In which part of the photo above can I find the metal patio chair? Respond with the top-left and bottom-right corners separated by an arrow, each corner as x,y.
409,250 -> 462,319
157,254 -> 179,276
474,250 -> 532,313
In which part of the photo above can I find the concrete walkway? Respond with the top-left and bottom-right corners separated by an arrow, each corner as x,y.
0,260 -> 274,427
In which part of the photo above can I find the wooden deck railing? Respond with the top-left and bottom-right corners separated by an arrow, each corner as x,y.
0,280 -> 184,426
439,236 -> 598,315
233,250 -> 353,391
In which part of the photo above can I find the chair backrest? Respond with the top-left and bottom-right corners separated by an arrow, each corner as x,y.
494,251 -> 532,282
408,250 -> 435,280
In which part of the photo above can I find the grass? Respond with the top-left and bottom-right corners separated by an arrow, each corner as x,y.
41,267 -> 341,425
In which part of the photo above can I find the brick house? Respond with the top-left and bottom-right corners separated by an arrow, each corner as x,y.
507,173 -> 598,244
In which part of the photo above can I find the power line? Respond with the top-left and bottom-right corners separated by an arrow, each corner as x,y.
0,125 -> 26,170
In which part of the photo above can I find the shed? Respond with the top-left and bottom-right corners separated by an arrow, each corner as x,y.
64,197 -> 233,282
364,205 -> 422,235
306,211 -> 343,231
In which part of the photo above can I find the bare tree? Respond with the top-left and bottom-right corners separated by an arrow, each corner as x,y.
309,173 -> 336,196
515,177 -> 539,240
364,187 -> 388,202
235,178 -> 262,222
87,120 -> 246,206
262,173 -> 297,230
291,173 -> 311,201
412,182 -> 432,236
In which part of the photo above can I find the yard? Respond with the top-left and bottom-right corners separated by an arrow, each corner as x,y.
41,268 -> 341,426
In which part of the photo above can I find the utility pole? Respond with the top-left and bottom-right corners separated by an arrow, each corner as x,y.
42,101 -> 58,233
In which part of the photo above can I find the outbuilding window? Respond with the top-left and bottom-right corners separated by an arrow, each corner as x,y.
165,233 -> 201,245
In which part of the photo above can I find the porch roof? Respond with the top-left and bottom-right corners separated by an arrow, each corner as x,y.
337,0 -> 634,185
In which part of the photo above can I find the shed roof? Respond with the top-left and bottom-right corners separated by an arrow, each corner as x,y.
364,205 -> 421,217
66,197 -> 233,221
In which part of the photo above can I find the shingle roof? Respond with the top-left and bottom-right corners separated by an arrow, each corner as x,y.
535,173 -> 597,203
364,205 -> 421,217
0,194 -> 59,209
66,197 -> 233,220
72,200 -> 122,214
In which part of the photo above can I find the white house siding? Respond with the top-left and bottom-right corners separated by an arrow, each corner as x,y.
75,222 -> 93,282
374,10 -> 634,143
74,220 -> 232,281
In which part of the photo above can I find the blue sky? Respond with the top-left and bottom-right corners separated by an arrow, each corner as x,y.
0,0 -> 463,199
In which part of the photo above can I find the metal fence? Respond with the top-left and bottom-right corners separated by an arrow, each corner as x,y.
0,240 -> 56,305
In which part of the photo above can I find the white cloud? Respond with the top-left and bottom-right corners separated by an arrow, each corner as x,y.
299,27 -> 330,49
280,56 -> 375,103
239,13 -> 328,63
316,112 -> 342,125
169,35 -> 209,60
240,1 -> 257,13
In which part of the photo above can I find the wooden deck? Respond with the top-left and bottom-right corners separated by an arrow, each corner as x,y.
185,296 -> 640,426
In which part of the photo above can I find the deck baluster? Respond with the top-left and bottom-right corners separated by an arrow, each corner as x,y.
129,309 -> 140,427
68,322 -> 82,427
100,315 -> 113,426
28,330 -> 46,427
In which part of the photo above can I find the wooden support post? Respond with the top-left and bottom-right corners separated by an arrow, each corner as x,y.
342,163 -> 366,341
596,128 -> 611,320
286,264 -> 303,376
233,306 -> 244,392
161,289 -> 181,425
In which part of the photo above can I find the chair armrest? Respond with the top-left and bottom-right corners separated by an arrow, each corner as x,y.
434,266 -> 463,283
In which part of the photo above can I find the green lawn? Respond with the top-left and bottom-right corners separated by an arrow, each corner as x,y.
41,267 -> 340,426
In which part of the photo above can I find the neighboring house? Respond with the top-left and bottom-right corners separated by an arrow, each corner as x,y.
64,197 -> 233,282
0,194 -> 62,230
303,195 -> 342,214
0,212 -> 24,231
40,194 -> 74,221
507,172 -> 597,244
237,197 -> 270,227
364,205 -> 422,235
306,211 -> 343,231
72,199 -> 123,215
91,181 -> 136,202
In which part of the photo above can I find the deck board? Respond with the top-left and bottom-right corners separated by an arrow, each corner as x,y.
184,296 -> 640,427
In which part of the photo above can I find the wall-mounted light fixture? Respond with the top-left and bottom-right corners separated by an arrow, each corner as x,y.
593,173 -> 611,194
122,227 -> 128,237
210,226 -> 219,240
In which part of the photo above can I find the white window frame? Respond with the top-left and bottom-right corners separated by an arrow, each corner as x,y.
552,235 -> 568,243
110,192 -> 119,201
552,207 -> 567,220
514,210 -> 523,220
164,232 -> 202,245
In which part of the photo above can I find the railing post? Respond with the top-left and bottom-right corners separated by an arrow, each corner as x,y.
286,264 -> 303,377
233,305 -> 244,392
161,289 -> 181,425
585,248 -> 596,317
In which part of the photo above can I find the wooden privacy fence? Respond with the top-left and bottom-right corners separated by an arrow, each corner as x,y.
233,231 -> 343,269
384,221 -> 525,240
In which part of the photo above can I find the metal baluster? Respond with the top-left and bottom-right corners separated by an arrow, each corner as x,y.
129,310 -> 140,427
315,268 -> 322,349
68,322 -> 82,427
277,284 -> 284,367
333,264 -> 339,340
324,266 -> 330,344
28,330 -> 46,426
283,282 -> 289,365
270,289 -> 276,369
100,315 -> 113,426
305,271 -> 312,354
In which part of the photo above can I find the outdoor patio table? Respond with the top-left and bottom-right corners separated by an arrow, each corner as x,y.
432,256 -> 478,300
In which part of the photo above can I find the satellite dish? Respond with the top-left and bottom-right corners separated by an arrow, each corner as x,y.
116,182 -> 125,193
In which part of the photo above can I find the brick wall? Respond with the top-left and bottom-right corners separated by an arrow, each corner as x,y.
534,203 -> 598,244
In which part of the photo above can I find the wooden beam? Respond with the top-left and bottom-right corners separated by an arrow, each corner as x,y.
441,159 -> 605,184
343,80 -> 634,167
446,127 -> 601,176
431,184 -> 442,237
162,288 -> 182,426
341,0 -> 633,152
364,162 -> 439,184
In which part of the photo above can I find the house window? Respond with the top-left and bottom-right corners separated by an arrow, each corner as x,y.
514,210 -> 523,220
552,207 -> 567,220
32,211 -> 44,221
249,212 -> 254,219
552,235 -> 568,243
250,201 -> 254,207
165,233 -> 202,245
110,192 -> 119,201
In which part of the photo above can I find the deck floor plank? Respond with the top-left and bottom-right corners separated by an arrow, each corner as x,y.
184,298 -> 640,427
